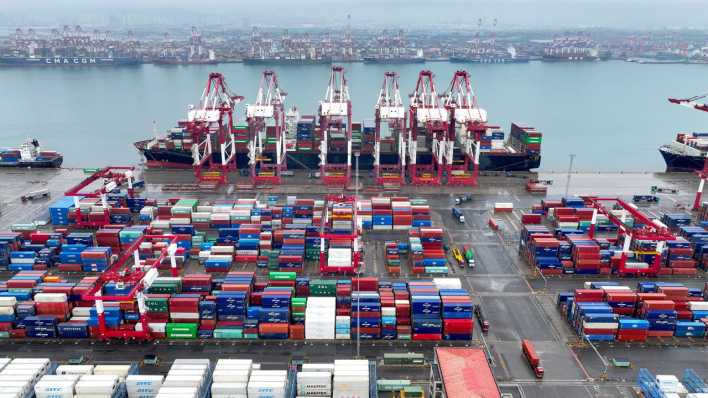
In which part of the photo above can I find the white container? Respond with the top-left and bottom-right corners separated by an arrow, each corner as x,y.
126,375 -> 164,398
55,364 -> 94,375
0,297 -> 17,306
689,301 -> 708,311
35,375 -> 79,398
212,370 -> 250,383
211,382 -> 248,397
34,293 -> 68,302
247,381 -> 286,398
297,371 -> 332,396
93,364 -> 133,381
432,278 -> 462,290
301,364 -> 335,373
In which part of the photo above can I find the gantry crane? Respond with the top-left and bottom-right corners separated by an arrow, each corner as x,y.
318,66 -> 353,186
443,70 -> 488,186
668,93 -> 708,210
407,70 -> 448,185
246,70 -> 287,186
190,73 -> 243,186
374,72 -> 406,186
584,196 -> 676,276
81,234 -> 185,340
64,167 -> 136,229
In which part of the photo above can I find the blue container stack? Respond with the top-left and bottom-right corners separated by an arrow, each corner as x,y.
126,197 -> 147,213
80,247 -> 112,272
561,197 -> 586,208
88,306 -> 123,328
49,196 -> 75,226
661,213 -> 693,230
24,315 -> 58,338
9,251 -> 36,271
351,291 -> 381,339
57,321 -> 90,338
409,282 -> 442,338
66,232 -> 94,246
675,321 -> 706,337
215,291 -> 248,321
59,244 -> 86,266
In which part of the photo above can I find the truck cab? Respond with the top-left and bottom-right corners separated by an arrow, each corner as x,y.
463,245 -> 475,268
452,207 -> 465,223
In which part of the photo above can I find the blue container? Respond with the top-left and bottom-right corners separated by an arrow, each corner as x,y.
57,322 -> 89,338
619,319 -> 650,330
675,321 -> 706,337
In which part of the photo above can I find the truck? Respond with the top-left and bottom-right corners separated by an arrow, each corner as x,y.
521,339 -> 544,378
452,207 -> 465,223
20,188 -> 50,202
451,247 -> 464,267
474,304 -> 489,334
455,194 -> 472,205
463,245 -> 475,268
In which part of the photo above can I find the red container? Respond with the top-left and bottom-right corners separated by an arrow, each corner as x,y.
521,214 -> 542,224
574,289 -> 605,302
289,324 -> 305,340
443,319 -> 473,334
259,323 -> 289,336
642,300 -> 676,311
412,333 -> 442,340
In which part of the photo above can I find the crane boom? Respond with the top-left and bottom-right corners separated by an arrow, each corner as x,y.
668,93 -> 708,113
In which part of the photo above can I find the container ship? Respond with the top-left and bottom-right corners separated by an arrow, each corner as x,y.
542,36 -> 603,62
135,115 -> 541,172
1,26 -> 141,67
0,56 -> 140,66
450,45 -> 529,64
0,139 -> 63,168
135,69 -> 541,174
242,56 -> 333,65
659,133 -> 708,171
362,55 -> 425,64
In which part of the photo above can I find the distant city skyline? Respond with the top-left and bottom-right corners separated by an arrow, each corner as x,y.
1,0 -> 707,30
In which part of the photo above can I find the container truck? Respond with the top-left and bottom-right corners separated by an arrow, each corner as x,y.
463,245 -> 475,268
521,339 -> 544,378
452,208 -> 465,223
455,195 -> 472,205
474,304 -> 489,334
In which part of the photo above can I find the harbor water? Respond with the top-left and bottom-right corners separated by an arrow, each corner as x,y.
1,61 -> 707,171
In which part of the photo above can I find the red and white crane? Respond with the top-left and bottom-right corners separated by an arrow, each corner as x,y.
407,70 -> 448,185
318,66 -> 353,186
82,234 -> 185,340
443,70 -> 488,186
374,72 -> 406,186
584,196 -> 675,276
246,70 -> 287,186
64,166 -> 136,229
190,72 -> 243,186
668,93 -> 708,210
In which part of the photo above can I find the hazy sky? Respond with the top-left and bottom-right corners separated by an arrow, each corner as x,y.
1,0 -> 707,29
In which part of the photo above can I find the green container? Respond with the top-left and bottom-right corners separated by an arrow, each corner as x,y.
309,279 -> 337,296
377,380 -> 412,392
291,298 -> 307,306
425,266 -> 449,274
83,167 -> 101,174
0,331 -> 9,339
166,323 -> 197,339
214,328 -> 243,339
269,271 -> 296,281
403,386 -> 424,397
145,297 -> 169,312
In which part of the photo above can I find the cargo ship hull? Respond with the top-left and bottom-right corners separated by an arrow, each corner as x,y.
362,57 -> 425,64
0,157 -> 63,168
0,56 -> 141,66
242,58 -> 333,65
449,56 -> 529,64
659,146 -> 705,172
136,141 -> 540,172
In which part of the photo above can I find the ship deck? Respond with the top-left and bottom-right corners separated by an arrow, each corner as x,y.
0,166 -> 705,396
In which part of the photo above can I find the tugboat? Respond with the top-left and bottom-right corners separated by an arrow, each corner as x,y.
0,139 -> 63,168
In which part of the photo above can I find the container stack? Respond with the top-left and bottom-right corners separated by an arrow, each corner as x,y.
379,285 -> 397,339
384,241 -> 401,274
211,359 -> 251,398
257,287 -> 291,339
248,369 -> 287,398
394,282 -> 412,340
351,291 -> 381,340
34,292 -> 70,321
569,236 -> 602,275
333,360 -> 369,398
409,281 -> 442,340
408,228 -> 447,274
49,197 -> 75,226
35,374 -> 80,398
297,369 -> 332,397
305,297 -> 335,340
156,358 -> 211,398
8,250 -> 36,271
80,247 -> 112,272
0,358 -> 52,398
439,285 -> 473,340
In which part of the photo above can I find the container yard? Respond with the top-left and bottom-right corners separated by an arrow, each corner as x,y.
2,163 -> 708,398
